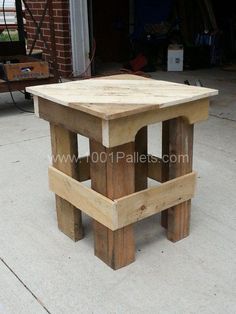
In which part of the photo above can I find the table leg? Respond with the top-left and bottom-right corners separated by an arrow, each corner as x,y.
161,118 -> 193,242
135,127 -> 148,192
50,123 -> 84,241
161,121 -> 170,228
90,140 -> 135,269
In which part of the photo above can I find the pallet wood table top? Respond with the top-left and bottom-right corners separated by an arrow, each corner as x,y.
27,75 -> 218,120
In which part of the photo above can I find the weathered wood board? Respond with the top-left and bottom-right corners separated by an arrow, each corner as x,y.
27,75 -> 218,120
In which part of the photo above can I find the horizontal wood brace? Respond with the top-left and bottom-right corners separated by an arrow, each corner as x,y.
49,166 -> 117,230
49,166 -> 196,230
37,98 -> 103,143
115,171 -> 196,229
36,96 -> 209,149
102,99 -> 209,147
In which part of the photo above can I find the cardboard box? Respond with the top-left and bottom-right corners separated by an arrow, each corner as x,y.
167,45 -> 184,71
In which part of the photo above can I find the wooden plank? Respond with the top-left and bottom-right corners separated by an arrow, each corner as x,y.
115,172 -> 196,229
90,139 -> 135,269
4,60 -> 49,81
27,75 -> 218,120
48,163 -> 196,231
50,124 -> 83,241
164,118 -> 194,242
76,72 -> 149,185
148,155 -> 163,183
161,121 -> 170,228
48,166 -> 116,230
38,98 -> 103,143
103,98 -> 209,147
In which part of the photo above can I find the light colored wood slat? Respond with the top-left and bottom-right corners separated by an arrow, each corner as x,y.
38,98 -> 103,143
27,75 -> 218,120
99,74 -> 149,81
49,166 -> 196,231
102,98 -> 209,147
48,166 -> 117,231
36,90 -> 210,149
115,172 -> 196,229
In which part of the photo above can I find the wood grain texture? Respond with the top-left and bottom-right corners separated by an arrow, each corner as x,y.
50,124 -> 83,241
102,98 -> 209,147
48,166 -> 196,230
161,121 -> 170,229
162,118 -> 194,242
27,75 -> 218,120
48,166 -> 116,230
4,60 -> 49,81
39,98 -> 103,143
90,139 -> 135,269
116,172 -> 196,229
36,87 -> 210,149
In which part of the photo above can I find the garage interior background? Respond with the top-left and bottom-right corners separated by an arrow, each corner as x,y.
21,0 -> 236,77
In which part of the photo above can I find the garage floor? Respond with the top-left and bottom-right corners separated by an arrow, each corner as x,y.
0,68 -> 236,314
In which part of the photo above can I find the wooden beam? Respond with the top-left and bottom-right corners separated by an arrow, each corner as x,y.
162,117 -> 194,242
48,166 -> 196,231
38,98 -> 103,143
161,120 -> 170,228
49,166 -> 116,230
90,140 -> 135,270
103,99 -> 209,147
115,172 -> 196,229
36,97 -> 209,149
50,124 -> 83,241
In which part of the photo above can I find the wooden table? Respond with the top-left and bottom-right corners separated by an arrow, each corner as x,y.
27,74 -> 218,270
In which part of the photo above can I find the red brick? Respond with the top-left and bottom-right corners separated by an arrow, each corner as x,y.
25,0 -> 71,77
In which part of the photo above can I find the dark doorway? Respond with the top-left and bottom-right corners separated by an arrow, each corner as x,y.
90,0 -> 130,63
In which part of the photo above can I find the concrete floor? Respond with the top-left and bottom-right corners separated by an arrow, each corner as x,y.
0,68 -> 236,314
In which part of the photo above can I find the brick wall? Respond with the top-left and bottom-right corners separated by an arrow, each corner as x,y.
25,0 -> 72,78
